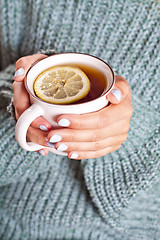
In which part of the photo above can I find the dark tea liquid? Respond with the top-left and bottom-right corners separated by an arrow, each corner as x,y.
64,63 -> 107,104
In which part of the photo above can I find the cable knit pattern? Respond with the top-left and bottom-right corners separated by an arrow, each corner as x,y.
0,0 -> 160,239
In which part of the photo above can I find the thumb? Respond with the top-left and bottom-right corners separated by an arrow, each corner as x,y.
14,54 -> 48,82
107,75 -> 130,104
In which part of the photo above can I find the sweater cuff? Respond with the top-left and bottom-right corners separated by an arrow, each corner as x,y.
7,98 -> 16,122
36,48 -> 57,56
0,64 -> 15,109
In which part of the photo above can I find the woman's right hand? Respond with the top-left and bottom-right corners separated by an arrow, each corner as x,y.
12,54 -> 51,156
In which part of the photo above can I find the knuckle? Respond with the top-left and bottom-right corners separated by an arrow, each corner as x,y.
115,144 -> 121,151
128,105 -> 133,117
115,75 -> 129,91
70,130 -> 75,141
119,134 -> 128,144
93,129 -> 101,142
124,123 -> 130,133
16,57 -> 26,67
96,111 -> 105,128
123,133 -> 128,142
99,117 -> 105,129
80,114 -> 89,128
94,141 -> 101,151
79,118 -> 84,129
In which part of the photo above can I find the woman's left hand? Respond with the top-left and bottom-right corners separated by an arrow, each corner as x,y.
47,75 -> 133,159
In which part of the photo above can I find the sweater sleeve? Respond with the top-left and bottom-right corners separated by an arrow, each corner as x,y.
0,49 -> 61,186
0,107 -> 67,186
82,94 -> 160,224
0,64 -> 15,109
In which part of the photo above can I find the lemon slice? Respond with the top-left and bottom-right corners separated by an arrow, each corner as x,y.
33,66 -> 90,104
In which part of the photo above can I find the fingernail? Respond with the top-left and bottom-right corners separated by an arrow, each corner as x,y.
46,142 -> 55,148
39,125 -> 49,131
58,119 -> 70,127
70,153 -> 78,159
38,149 -> 45,156
111,89 -> 122,102
57,143 -> 68,151
14,68 -> 25,77
49,134 -> 62,143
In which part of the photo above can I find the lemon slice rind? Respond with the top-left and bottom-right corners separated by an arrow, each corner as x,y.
34,66 -> 90,104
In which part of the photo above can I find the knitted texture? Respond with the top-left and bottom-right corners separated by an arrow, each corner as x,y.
0,0 -> 160,239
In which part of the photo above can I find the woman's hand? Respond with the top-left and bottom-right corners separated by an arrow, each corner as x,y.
12,54 -> 51,156
13,53 -> 133,159
47,75 -> 133,159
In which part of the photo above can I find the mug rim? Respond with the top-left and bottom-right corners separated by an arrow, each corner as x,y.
25,52 -> 115,107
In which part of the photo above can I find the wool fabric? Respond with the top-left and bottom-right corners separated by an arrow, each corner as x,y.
0,0 -> 160,239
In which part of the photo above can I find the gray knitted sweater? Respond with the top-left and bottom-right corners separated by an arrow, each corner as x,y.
0,0 -> 160,239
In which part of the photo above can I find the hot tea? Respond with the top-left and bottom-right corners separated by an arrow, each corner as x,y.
33,63 -> 107,105
69,63 -> 107,104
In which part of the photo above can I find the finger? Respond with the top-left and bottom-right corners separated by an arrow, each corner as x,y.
36,148 -> 49,156
27,126 -> 48,147
107,75 -> 130,104
13,81 -> 51,130
68,145 -> 121,160
47,120 -> 129,143
55,134 -> 128,152
14,54 -> 48,81
31,117 -> 51,131
57,96 -> 133,130
12,81 -> 30,118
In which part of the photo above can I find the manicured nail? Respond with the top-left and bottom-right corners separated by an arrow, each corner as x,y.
14,68 -> 25,77
49,134 -> 62,143
46,142 -> 55,148
58,119 -> 70,127
70,153 -> 79,159
111,89 -> 122,102
57,143 -> 68,152
39,149 -> 45,156
39,125 -> 49,131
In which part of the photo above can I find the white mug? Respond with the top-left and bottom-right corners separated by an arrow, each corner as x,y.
15,53 -> 115,155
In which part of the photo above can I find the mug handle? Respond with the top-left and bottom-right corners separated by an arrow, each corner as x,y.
15,104 -> 45,151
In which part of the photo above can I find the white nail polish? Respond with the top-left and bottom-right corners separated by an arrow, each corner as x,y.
57,143 -> 68,151
49,134 -> 62,143
112,89 -> 122,102
14,68 -> 25,77
46,142 -> 55,148
39,125 -> 48,131
39,149 -> 45,156
58,119 -> 70,127
70,153 -> 78,159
